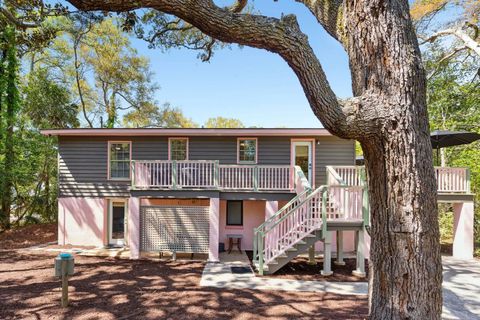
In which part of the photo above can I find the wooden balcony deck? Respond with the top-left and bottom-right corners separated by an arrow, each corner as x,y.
131,160 -> 292,192
327,165 -> 472,196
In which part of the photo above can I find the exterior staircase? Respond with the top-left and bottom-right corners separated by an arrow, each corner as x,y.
252,166 -> 369,275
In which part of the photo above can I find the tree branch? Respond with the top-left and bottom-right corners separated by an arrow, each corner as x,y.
68,0 -> 370,137
293,0 -> 344,43
0,6 -> 40,28
419,26 -> 480,57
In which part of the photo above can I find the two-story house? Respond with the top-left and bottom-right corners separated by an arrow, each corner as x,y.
42,127 -> 474,276
42,128 -> 352,253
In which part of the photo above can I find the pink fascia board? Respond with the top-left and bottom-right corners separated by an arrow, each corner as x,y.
40,128 -> 333,137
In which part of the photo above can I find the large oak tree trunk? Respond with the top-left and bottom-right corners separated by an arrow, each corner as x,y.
344,1 -> 442,318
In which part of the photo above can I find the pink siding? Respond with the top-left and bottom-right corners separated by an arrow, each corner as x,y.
219,200 -> 266,251
58,197 -> 106,247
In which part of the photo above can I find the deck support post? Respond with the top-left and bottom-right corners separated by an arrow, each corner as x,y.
208,197 -> 220,262
353,228 -> 366,277
308,245 -> 316,265
334,230 -> 345,266
453,201 -> 474,259
321,231 -> 333,276
128,197 -> 140,259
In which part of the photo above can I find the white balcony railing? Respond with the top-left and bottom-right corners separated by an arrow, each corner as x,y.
132,160 -> 292,191
327,165 -> 471,194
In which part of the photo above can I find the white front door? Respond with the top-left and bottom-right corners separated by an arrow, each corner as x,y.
292,141 -> 313,183
109,200 -> 127,246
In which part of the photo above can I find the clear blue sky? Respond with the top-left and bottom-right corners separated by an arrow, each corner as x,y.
129,2 -> 352,128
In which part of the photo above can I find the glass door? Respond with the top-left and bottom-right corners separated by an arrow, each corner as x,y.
109,200 -> 126,246
292,141 -> 313,182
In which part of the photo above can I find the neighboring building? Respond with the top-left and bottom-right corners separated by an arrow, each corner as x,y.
42,128 -> 474,276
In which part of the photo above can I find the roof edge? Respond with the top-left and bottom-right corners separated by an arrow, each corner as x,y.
41,128 -> 332,137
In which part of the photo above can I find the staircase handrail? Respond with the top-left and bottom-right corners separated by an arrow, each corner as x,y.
326,165 -> 348,186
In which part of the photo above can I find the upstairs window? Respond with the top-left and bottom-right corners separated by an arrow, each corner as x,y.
226,200 -> 243,226
238,138 -> 257,163
109,142 -> 131,180
169,138 -> 188,160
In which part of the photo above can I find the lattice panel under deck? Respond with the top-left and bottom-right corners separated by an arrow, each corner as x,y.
140,205 -> 210,253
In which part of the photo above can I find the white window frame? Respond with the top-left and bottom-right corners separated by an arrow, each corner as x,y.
168,137 -> 189,161
237,137 -> 257,164
108,141 -> 132,180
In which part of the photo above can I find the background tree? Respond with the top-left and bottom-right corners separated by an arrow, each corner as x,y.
0,25 -> 20,230
123,102 -> 197,128
68,1 -> 443,318
412,0 -> 480,78
204,116 -> 244,128
35,16 -> 159,128
423,44 -> 480,254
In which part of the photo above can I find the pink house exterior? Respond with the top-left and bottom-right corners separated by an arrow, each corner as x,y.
43,128 -> 475,275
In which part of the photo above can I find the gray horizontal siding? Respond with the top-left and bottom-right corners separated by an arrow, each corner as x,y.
58,135 -> 354,197
315,136 -> 355,186
189,137 -> 237,163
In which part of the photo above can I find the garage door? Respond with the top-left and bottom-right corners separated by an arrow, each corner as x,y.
140,205 -> 210,253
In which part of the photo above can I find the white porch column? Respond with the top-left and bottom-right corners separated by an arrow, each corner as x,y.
321,231 -> 333,276
334,230 -> 346,266
353,228 -> 366,277
128,197 -> 140,259
453,201 -> 474,259
265,200 -> 278,220
209,197 -> 220,262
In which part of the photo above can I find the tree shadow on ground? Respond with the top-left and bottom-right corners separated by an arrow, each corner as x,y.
0,250 -> 368,319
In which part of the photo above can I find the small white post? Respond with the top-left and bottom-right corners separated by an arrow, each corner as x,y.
334,230 -> 345,266
321,231 -> 333,276
308,245 -> 316,265
353,228 -> 366,277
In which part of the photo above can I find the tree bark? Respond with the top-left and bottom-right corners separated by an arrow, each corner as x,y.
68,0 -> 442,318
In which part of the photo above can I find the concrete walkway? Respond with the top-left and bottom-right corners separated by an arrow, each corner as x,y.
200,251 -> 368,295
442,256 -> 480,320
200,253 -> 480,319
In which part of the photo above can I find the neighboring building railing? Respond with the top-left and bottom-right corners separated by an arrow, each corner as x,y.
132,160 -> 292,191
327,165 -> 471,194
435,167 -> 471,193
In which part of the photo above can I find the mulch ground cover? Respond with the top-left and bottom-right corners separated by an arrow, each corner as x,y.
0,250 -> 368,319
0,224 -> 368,319
0,223 -> 57,249
246,251 -> 368,282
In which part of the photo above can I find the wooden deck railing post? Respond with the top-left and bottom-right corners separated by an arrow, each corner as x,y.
253,166 -> 259,192
131,160 -> 135,189
253,228 -> 258,263
214,160 -> 219,189
258,233 -> 264,275
362,187 -> 370,226
466,168 -> 471,193
172,161 -> 177,190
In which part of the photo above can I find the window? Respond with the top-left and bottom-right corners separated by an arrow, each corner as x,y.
109,142 -> 131,179
238,138 -> 257,163
226,200 -> 243,226
169,138 -> 188,160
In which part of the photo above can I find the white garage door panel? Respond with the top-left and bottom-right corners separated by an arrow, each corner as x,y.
140,206 -> 209,253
